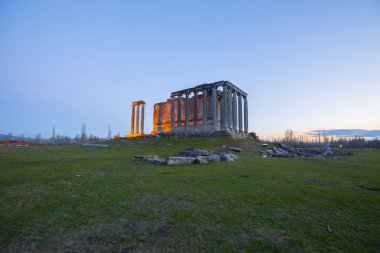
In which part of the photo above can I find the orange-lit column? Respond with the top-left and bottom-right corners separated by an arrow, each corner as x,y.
135,104 -> 140,135
170,95 -> 175,131
130,105 -> 135,135
158,103 -> 163,132
185,92 -> 189,130
177,95 -> 182,129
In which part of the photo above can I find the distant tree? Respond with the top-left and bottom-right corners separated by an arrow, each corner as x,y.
35,133 -> 41,145
284,129 -> 294,144
56,135 -> 71,145
74,135 -> 81,144
107,124 -> 112,140
8,132 -> 12,141
52,126 -> 56,145
81,124 -> 87,144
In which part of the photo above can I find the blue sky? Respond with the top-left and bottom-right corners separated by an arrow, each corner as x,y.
1,0 -> 379,139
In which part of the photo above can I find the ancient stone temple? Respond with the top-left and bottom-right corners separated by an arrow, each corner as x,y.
127,100 -> 145,137
151,81 -> 248,137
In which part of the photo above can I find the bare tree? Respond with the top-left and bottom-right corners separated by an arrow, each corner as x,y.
81,124 -> 87,144
284,129 -> 294,144
35,133 -> 42,145
107,124 -> 112,140
52,126 -> 56,145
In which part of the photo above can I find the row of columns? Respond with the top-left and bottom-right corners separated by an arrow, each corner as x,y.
130,101 -> 145,135
170,84 -> 248,133
222,85 -> 248,133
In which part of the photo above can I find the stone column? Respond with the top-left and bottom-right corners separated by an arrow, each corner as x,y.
170,95 -> 175,131
222,85 -> 228,130
140,103 -> 144,135
185,92 -> 189,130
135,104 -> 140,135
228,88 -> 233,130
158,103 -> 163,132
203,88 -> 207,128
238,94 -> 243,133
177,95 -> 182,129
193,90 -> 198,129
244,96 -> 248,133
233,90 -> 237,131
130,105 -> 135,135
211,86 -> 217,130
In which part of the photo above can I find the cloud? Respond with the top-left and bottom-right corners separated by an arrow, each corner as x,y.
308,129 -> 380,138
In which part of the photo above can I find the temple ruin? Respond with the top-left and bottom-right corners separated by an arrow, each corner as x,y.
151,81 -> 248,138
127,100 -> 145,137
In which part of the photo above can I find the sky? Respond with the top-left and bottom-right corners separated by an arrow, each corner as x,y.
1,0 -> 379,139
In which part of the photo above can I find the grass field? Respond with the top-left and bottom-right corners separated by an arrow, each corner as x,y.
0,137 -> 379,252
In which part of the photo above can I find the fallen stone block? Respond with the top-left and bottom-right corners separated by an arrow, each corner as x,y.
220,154 -> 234,162
208,154 -> 220,162
167,156 -> 196,165
228,153 -> 238,160
134,155 -> 158,161
229,147 -> 242,152
194,156 -> 208,164
152,157 -> 167,164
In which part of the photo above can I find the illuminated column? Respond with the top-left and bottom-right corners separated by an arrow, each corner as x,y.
130,105 -> 135,135
222,85 -> 228,130
193,90 -> 198,129
185,92 -> 189,130
228,88 -> 233,130
170,95 -> 175,131
238,93 -> 243,133
177,95 -> 182,129
233,90 -> 237,131
140,103 -> 145,135
158,103 -> 163,132
135,104 -> 140,134
244,96 -> 248,133
203,88 -> 207,128
211,86 -> 217,130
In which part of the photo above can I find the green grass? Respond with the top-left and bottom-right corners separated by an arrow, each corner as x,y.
0,137 -> 379,252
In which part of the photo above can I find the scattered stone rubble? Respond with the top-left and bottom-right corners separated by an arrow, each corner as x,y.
259,143 -> 354,158
259,143 -> 305,158
134,148 -> 240,165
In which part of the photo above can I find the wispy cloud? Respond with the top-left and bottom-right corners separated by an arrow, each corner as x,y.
308,129 -> 380,138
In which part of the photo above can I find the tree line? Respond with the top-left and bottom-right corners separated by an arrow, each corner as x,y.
269,129 -> 380,149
